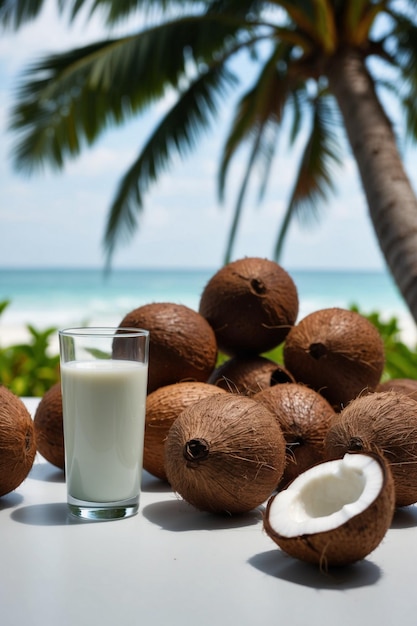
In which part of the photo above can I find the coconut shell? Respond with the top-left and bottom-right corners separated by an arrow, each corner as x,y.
254,383 -> 335,487
0,386 -> 37,496
207,355 -> 294,396
264,452 -> 395,568
283,307 -> 385,410
199,257 -> 299,356
377,378 -> 417,401
33,382 -> 65,470
164,393 -> 286,514
118,302 -> 218,393
324,391 -> 417,507
144,381 -> 227,480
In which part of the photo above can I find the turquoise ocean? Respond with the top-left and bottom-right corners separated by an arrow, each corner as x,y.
0,266 -> 415,346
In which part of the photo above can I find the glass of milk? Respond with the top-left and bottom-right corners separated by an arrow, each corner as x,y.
59,327 -> 149,521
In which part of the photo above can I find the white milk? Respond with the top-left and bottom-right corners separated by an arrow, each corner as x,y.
61,359 -> 148,503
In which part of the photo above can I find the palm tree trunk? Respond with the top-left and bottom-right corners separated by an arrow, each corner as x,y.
326,48 -> 417,327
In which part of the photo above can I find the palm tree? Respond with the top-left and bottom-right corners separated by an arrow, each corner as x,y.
2,1 -> 417,323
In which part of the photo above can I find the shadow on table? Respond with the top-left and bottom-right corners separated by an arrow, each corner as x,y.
248,549 -> 381,589
29,462 -> 65,484
141,471 -> 172,494
0,492 -> 24,511
10,502 -> 81,526
142,498 -> 263,532
390,505 -> 417,529
9,502 -> 119,526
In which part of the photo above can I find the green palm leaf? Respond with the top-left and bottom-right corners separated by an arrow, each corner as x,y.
9,13 -> 248,172
273,95 -> 342,260
104,64 -> 236,263
219,42 -> 294,201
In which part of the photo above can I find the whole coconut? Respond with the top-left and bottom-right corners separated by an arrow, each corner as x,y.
33,382 -> 64,470
164,393 -> 286,514
325,391 -> 417,507
199,257 -> 299,356
0,386 -> 37,496
144,381 -> 227,480
377,378 -> 417,401
283,307 -> 385,410
118,302 -> 218,393
208,355 -> 294,396
254,383 -> 335,487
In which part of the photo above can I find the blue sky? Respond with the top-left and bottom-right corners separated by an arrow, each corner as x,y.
0,2 -> 413,271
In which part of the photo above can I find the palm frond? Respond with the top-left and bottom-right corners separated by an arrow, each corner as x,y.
273,95 -> 342,260
0,0 -> 48,29
218,41 -> 295,201
104,64 -> 236,264
223,134 -> 261,264
9,13 -> 248,172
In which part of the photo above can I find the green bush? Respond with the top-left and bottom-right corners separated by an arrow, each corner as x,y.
1,299 -> 416,398
0,300 -> 60,397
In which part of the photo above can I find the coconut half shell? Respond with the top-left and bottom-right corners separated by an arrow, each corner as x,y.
0,386 -> 37,496
325,391 -> 417,507
264,452 -> 395,568
164,393 -> 286,514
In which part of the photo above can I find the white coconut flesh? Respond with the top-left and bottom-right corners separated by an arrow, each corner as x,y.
268,453 -> 383,537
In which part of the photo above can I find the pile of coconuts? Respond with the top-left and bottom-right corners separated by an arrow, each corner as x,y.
13,256 -> 417,569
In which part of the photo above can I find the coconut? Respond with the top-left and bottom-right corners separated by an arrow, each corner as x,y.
377,378 -> 417,401
207,355 -> 294,396
264,451 -> 395,568
33,382 -> 64,470
324,391 -> 417,507
199,257 -> 299,356
283,307 -> 385,410
164,393 -> 286,514
254,383 -> 335,487
144,381 -> 227,480
0,386 -> 37,496
118,302 -> 218,393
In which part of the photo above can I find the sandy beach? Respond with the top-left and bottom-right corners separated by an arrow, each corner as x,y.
1,309 -> 416,353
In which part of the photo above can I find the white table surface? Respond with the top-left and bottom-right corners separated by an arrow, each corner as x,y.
1,398 -> 417,626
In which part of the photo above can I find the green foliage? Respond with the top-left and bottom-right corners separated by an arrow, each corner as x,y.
0,301 -> 60,397
350,305 -> 417,381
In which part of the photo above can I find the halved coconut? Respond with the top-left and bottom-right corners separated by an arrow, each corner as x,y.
264,452 -> 395,568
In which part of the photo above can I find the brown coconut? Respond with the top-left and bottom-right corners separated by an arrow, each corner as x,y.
325,391 -> 417,507
207,355 -> 294,396
377,378 -> 417,401
254,383 -> 335,487
144,381 -> 227,480
33,382 -> 64,470
0,386 -> 37,496
283,307 -> 385,410
164,393 -> 286,514
264,451 -> 395,568
118,302 -> 218,393
199,257 -> 299,356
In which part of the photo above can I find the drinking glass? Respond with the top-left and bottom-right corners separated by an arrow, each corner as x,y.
59,327 -> 149,520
